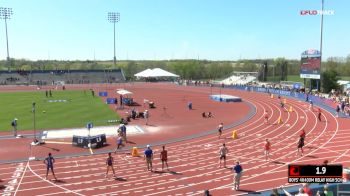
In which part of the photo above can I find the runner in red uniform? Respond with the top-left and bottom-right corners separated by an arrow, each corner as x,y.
160,146 -> 169,171
264,111 -> 269,124
264,139 -> 271,161
318,108 -> 322,122
300,129 -> 306,139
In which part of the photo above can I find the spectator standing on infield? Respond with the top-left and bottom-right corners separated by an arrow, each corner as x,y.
160,146 -> 169,171
218,123 -> 224,139
44,153 -> 57,180
45,90 -> 48,97
11,118 -> 18,138
144,110 -> 149,125
49,89 -> 52,97
218,143 -> 229,168
105,152 -> 116,178
144,145 -> 153,172
232,161 -> 243,190
264,139 -> 271,161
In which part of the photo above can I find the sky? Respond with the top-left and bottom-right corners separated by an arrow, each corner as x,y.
0,0 -> 349,61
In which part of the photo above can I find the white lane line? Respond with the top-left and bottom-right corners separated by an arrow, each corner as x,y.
137,101 -> 330,195
91,101 -> 312,195
13,161 -> 28,196
0,100 -> 262,173
8,97 -> 334,195
14,101 -> 292,194
209,105 -> 338,193
27,162 -> 85,196
4,100 -> 272,181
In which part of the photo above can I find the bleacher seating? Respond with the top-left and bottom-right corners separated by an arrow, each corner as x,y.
0,69 -> 125,85
238,75 -> 256,85
221,75 -> 240,85
220,75 -> 257,85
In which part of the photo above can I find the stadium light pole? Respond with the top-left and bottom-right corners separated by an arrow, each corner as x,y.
319,0 -> 324,91
0,7 -> 13,70
32,102 -> 38,144
107,12 -> 120,65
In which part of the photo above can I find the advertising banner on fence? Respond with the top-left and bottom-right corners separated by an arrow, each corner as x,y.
300,49 -> 321,79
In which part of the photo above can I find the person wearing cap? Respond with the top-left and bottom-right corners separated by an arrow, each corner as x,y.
11,118 -> 18,137
144,145 -> 153,172
232,161 -> 243,190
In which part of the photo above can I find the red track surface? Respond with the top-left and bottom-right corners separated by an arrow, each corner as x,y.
1,83 -> 350,196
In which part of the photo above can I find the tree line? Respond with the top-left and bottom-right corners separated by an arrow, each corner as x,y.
0,58 -> 314,80
1,55 -> 349,92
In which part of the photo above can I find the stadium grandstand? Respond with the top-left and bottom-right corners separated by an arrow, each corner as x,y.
220,71 -> 258,85
279,81 -> 304,91
0,69 -> 125,85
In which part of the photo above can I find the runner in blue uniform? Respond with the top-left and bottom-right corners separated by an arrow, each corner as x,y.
44,153 -> 57,180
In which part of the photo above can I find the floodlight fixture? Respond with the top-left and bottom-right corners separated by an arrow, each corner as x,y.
107,12 -> 120,65
0,7 -> 13,63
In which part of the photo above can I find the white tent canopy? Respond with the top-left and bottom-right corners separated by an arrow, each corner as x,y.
116,89 -> 133,95
134,68 -> 179,78
134,68 -> 153,77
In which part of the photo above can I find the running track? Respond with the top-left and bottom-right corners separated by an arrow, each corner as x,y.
1,84 -> 350,196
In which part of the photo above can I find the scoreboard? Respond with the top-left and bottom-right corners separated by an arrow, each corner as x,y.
288,165 -> 343,183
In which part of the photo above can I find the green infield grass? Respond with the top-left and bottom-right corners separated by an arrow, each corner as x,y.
0,90 -> 119,132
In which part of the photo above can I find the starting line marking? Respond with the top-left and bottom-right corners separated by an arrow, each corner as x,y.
27,162 -> 85,196
4,162 -> 26,196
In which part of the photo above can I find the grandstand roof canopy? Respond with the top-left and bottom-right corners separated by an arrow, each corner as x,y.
134,68 -> 179,78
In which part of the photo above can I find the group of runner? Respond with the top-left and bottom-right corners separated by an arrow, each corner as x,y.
214,94 -> 315,189
105,144 -> 170,178
42,94 -> 319,194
